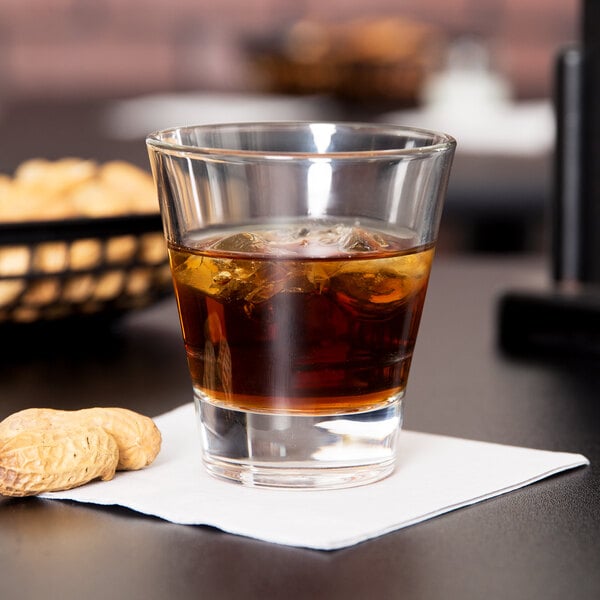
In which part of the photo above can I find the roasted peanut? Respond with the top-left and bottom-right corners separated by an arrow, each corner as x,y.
1,157 -> 158,220
0,425 -> 119,497
78,407 -> 162,470
0,407 -> 162,471
0,407 -> 58,435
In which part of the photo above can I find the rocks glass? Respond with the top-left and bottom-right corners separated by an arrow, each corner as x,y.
147,122 -> 455,489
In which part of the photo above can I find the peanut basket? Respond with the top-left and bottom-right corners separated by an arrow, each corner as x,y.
0,214 -> 172,324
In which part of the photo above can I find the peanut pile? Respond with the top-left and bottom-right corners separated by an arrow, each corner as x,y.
0,407 -> 162,497
0,158 -> 158,221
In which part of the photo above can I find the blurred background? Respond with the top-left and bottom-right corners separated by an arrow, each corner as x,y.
0,0 -> 580,254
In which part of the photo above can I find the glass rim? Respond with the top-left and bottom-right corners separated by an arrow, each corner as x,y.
145,121 -> 456,160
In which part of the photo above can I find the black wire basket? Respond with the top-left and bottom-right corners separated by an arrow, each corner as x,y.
0,214 -> 173,325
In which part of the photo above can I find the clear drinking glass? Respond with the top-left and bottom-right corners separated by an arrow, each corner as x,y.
147,122 -> 455,489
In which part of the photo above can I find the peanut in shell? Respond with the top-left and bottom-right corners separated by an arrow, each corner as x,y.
0,425 -> 119,497
0,406 -> 162,471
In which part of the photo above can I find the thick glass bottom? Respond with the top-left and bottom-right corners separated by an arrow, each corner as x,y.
195,392 -> 403,489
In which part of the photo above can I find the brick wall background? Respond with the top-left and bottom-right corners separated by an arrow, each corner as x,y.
0,0 -> 579,101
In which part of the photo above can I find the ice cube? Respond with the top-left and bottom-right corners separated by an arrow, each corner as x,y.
331,249 -> 434,316
331,268 -> 409,317
338,227 -> 388,252
173,254 -> 221,294
211,232 -> 271,254
172,253 -> 248,301
215,259 -> 263,301
304,261 -> 340,293
316,224 -> 346,246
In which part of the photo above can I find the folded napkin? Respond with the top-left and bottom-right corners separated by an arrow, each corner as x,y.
41,403 -> 589,550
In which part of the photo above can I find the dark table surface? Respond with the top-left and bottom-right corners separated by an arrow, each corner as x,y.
1,254 -> 599,600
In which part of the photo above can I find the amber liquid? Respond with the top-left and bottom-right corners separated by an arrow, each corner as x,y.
169,225 -> 434,415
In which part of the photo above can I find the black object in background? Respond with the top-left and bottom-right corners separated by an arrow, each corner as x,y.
580,0 -> 600,284
499,0 -> 600,357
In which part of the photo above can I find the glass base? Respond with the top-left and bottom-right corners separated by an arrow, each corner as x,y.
196,393 -> 403,489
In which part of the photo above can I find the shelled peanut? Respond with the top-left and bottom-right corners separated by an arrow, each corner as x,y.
0,407 -> 162,497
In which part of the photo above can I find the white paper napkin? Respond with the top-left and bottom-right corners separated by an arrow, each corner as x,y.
41,403 -> 589,550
